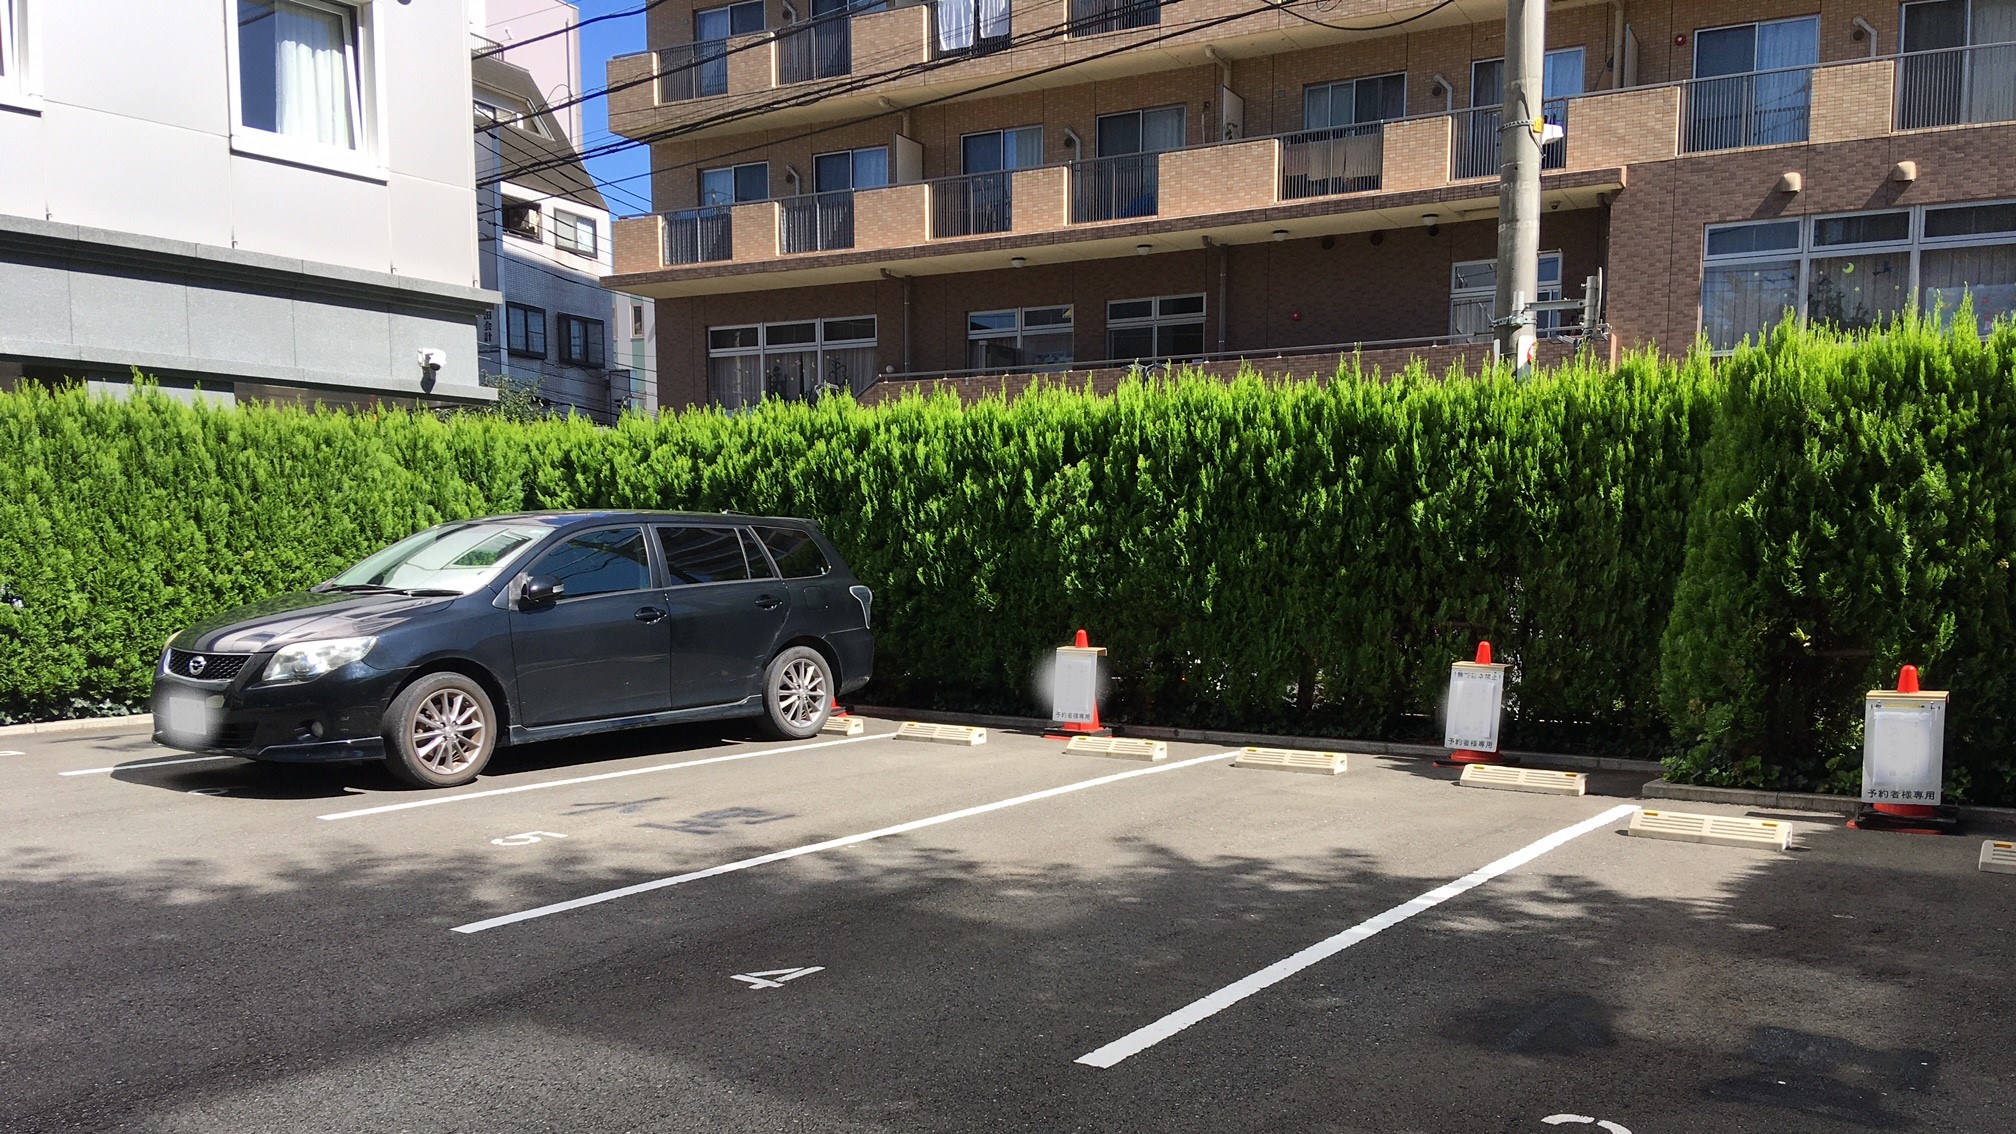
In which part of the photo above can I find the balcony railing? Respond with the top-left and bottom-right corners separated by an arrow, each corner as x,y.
777,12 -> 851,85
1896,41 -> 2016,129
1068,0 -> 1157,36
779,190 -> 857,253
1450,99 -> 1569,179
656,43 -> 703,103
1681,65 -> 1814,152
1280,122 -> 1383,199
665,208 -> 733,265
932,171 -> 1013,237
1071,153 -> 1159,223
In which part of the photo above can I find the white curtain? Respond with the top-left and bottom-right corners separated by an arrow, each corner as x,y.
977,0 -> 1010,40
275,1 -> 354,148
1970,0 -> 2016,121
936,0 -> 973,52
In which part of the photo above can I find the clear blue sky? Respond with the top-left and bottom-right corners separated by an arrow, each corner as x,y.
576,0 -> 656,217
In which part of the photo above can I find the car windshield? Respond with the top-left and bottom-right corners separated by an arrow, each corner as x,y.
325,522 -> 550,595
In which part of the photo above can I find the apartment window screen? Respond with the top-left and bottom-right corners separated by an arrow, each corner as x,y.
967,306 -> 1073,369
707,317 -> 877,408
1106,295 -> 1204,361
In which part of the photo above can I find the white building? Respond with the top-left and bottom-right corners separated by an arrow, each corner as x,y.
0,0 -> 496,406
474,50 -> 641,420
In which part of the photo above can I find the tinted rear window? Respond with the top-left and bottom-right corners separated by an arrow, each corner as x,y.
756,526 -> 831,579
657,525 -> 752,584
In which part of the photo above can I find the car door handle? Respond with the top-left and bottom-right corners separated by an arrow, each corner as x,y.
634,606 -> 666,624
754,595 -> 783,610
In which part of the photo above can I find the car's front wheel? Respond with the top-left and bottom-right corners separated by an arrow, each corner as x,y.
383,672 -> 498,788
761,646 -> 832,740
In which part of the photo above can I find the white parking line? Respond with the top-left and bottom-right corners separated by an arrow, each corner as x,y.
1075,802 -> 1643,1069
451,749 -> 1238,934
59,755 -> 238,777
318,731 -> 893,821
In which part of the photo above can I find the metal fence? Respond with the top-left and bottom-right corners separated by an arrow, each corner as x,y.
1279,123 -> 1383,199
665,208 -> 733,265
932,172 -> 1013,237
1896,42 -> 2016,129
1681,67 -> 1814,152
1450,100 -> 1569,179
779,190 -> 857,253
656,43 -> 702,102
1071,153 -> 1159,223
777,13 -> 851,85
1067,0 -> 1158,36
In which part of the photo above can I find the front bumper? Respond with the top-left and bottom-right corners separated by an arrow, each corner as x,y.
152,659 -> 410,763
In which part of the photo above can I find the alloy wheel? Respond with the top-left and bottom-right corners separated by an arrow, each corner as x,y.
412,688 -> 486,775
777,658 -> 827,729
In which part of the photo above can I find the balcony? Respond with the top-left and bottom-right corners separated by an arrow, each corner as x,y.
1449,99 -> 1568,179
1680,64 -> 1815,153
932,0 -> 1011,59
780,190 -> 859,254
1071,153 -> 1160,223
612,56 -> 2001,296
777,11 -> 853,86
1068,0 -> 1158,35
1896,42 -> 2016,130
932,171 -> 1013,237
665,208 -> 733,265
1280,123 -> 1383,199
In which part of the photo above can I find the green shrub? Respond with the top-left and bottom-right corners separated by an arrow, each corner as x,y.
2,322 -> 2011,805
1657,312 -> 2016,802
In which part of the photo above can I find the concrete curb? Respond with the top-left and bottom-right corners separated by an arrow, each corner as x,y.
0,713 -> 154,738
1642,777 -> 2016,827
850,704 -> 1666,774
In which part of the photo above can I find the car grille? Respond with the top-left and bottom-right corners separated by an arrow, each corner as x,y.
166,649 -> 251,682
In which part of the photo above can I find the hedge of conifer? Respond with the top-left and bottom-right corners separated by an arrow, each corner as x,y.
1,317 -> 2009,802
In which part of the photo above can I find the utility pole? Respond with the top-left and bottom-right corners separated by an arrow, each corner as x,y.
1494,0 -> 1546,377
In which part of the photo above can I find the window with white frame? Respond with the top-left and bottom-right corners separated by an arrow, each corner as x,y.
1106,294 -> 1204,361
967,306 -> 1073,369
235,0 -> 367,153
553,211 -> 599,257
1303,72 -> 1406,130
507,303 -> 547,358
1700,203 -> 2016,347
706,317 -> 876,408
1449,253 -> 1564,340
558,315 -> 607,367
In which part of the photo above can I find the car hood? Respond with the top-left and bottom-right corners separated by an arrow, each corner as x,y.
176,590 -> 460,654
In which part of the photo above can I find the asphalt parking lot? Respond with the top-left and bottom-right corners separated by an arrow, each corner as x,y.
3,717 -> 2012,1134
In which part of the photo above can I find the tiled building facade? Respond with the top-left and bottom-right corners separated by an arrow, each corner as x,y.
598,0 -> 2016,408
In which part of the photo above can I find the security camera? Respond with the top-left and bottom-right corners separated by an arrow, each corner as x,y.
417,348 -> 446,373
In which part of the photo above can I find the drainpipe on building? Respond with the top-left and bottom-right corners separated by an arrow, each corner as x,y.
1204,236 -> 1228,354
883,269 -> 912,373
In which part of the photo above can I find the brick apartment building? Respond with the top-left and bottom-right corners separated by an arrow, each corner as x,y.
594,0 -> 2016,409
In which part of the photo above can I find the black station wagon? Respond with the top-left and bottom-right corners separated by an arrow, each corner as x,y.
152,511 -> 874,787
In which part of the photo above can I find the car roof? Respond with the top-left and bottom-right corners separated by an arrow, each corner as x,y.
463,510 -> 818,529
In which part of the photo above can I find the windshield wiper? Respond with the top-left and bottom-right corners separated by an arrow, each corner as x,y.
394,588 -> 464,597
316,583 -> 401,594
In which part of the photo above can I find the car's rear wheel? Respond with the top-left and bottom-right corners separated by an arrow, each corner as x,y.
383,672 -> 497,788
761,646 -> 831,740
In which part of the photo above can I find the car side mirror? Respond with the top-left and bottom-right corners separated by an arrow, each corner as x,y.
520,574 -> 565,609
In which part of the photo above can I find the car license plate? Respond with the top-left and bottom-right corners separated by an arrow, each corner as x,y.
162,694 -> 213,740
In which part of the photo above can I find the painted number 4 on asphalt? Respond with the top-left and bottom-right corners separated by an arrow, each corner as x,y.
731,967 -> 824,990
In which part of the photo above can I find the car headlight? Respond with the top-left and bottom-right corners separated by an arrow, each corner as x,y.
262,637 -> 377,684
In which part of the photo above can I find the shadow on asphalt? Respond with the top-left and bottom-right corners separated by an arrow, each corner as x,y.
5,776 -> 2010,1132
107,720 -> 796,799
